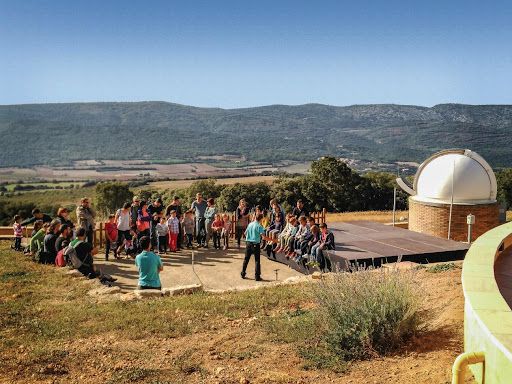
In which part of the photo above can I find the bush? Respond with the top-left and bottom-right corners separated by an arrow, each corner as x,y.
311,269 -> 421,361
95,182 -> 133,216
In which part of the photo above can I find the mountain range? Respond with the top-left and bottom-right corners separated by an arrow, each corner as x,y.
1,102 -> 511,168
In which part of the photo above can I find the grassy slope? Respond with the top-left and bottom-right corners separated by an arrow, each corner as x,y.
0,242 -> 472,383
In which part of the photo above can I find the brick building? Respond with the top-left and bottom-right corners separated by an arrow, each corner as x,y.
397,149 -> 500,242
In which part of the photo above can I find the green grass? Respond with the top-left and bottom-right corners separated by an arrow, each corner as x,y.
425,262 -> 461,273
0,242 -> 424,382
0,241 -> 307,350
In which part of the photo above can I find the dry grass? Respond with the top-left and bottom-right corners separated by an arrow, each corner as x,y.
147,175 -> 276,191
326,210 -> 409,223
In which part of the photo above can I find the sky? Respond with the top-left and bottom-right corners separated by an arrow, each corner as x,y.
1,0 -> 512,108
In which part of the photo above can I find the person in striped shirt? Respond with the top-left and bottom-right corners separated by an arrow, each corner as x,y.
167,210 -> 180,252
12,215 -> 24,251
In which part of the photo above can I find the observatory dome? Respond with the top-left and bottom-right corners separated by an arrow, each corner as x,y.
412,149 -> 497,204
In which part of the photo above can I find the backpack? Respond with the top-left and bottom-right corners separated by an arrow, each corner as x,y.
55,248 -> 66,267
64,241 -> 90,269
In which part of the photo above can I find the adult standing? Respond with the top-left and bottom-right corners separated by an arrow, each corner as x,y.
191,193 -> 208,247
130,196 -> 140,226
115,202 -> 132,254
137,201 -> 152,240
235,199 -> 250,248
241,213 -> 271,281
147,198 -> 164,250
166,196 -> 183,250
204,198 -> 217,248
135,236 -> 164,290
76,197 -> 96,244
292,199 -> 309,219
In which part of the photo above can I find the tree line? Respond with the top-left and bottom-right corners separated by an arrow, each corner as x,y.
4,156 -> 512,226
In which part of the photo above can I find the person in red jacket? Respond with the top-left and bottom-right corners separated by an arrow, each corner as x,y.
104,214 -> 119,261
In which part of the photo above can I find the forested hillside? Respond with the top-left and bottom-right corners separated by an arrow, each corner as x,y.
1,102 -> 511,167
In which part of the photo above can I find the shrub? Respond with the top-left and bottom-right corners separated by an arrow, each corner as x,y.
311,269 -> 422,361
95,182 -> 133,216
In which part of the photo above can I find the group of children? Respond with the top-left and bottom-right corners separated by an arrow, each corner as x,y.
265,213 -> 335,268
103,207 -> 235,260
11,197 -> 335,271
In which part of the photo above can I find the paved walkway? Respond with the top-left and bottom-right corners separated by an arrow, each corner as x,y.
94,245 -> 302,292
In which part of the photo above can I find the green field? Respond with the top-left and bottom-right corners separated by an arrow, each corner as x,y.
3,181 -> 83,192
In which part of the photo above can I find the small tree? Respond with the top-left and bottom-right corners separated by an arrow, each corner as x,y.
217,182 -> 272,212
497,168 -> 512,208
95,182 -> 133,216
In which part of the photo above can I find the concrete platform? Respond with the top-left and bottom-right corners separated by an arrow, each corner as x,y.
94,246 -> 302,292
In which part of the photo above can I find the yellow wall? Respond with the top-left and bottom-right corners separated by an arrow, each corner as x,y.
462,222 -> 512,383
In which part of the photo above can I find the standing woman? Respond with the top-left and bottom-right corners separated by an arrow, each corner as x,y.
137,201 -> 152,240
204,198 -> 217,248
235,199 -> 250,248
115,202 -> 132,255
76,197 -> 96,244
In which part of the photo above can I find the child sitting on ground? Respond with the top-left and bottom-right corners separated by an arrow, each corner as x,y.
182,210 -> 195,249
104,214 -> 118,261
221,213 -> 232,250
156,216 -> 169,253
12,215 -> 24,252
211,213 -> 224,249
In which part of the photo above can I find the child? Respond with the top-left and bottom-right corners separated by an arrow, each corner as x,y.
261,209 -> 270,228
156,216 -> 169,253
265,213 -> 283,259
167,210 -> 180,252
274,214 -> 294,253
289,216 -> 308,258
211,213 -> 224,249
267,213 -> 283,238
182,210 -> 195,249
124,226 -> 139,258
304,225 -> 321,262
104,214 -> 118,261
221,213 -> 232,250
12,215 -> 23,251
294,223 -> 316,263
283,217 -> 299,258
311,223 -> 335,271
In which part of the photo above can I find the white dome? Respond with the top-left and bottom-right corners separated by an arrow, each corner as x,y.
412,149 -> 497,204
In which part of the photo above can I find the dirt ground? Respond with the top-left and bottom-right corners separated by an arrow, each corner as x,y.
94,245 -> 302,292
0,261 -> 475,384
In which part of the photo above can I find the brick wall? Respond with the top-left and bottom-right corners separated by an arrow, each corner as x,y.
409,198 -> 499,242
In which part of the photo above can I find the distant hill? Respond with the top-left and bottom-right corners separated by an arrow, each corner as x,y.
1,101 -> 512,167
